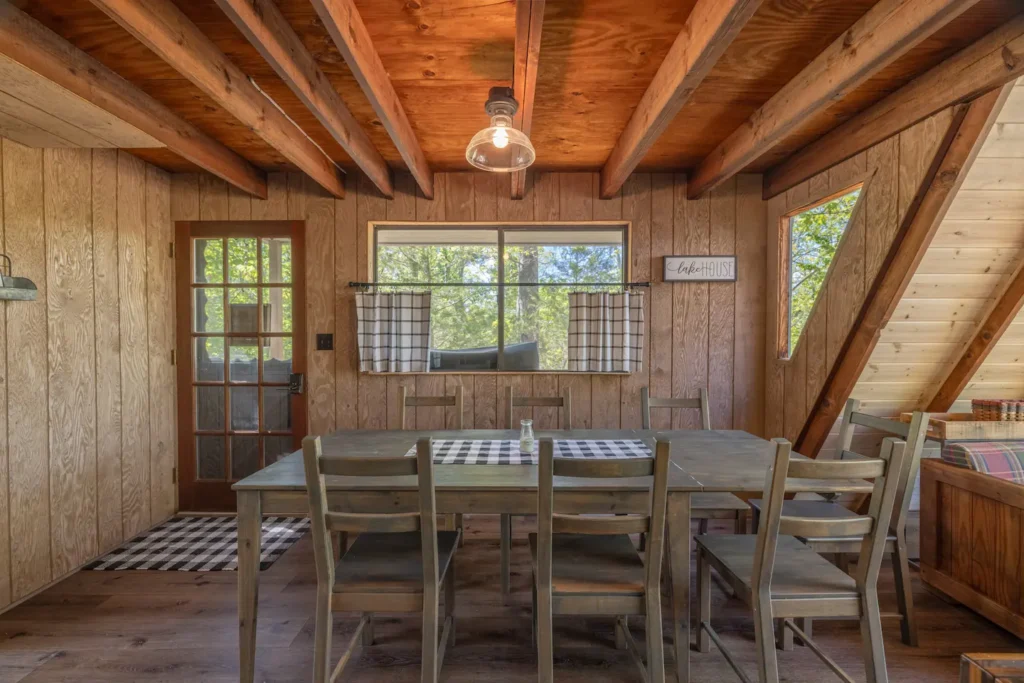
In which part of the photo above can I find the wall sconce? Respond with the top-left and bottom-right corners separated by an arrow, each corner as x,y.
0,254 -> 37,301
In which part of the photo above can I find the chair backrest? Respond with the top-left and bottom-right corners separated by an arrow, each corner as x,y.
400,385 -> 463,430
302,436 -> 439,592
640,387 -> 711,430
505,386 -> 572,429
753,438 -> 906,596
836,399 -> 929,533
536,437 -> 670,596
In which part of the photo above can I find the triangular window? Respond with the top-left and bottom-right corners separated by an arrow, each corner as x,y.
783,186 -> 862,357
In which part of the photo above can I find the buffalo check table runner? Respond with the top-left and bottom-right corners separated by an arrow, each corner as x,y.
404,439 -> 652,465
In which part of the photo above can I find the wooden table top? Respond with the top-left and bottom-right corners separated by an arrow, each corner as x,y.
233,429 -> 873,495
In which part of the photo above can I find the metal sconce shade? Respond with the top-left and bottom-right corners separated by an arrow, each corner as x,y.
466,87 -> 536,173
0,254 -> 37,301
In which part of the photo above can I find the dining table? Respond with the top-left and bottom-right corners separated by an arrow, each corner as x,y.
233,428 -> 874,683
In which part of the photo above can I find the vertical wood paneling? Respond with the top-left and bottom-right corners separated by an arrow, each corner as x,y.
251,172 -> 287,221
0,142 -> 7,606
228,186 -> 251,221
335,173 -> 359,430
709,178 -> 735,429
734,175 -> 765,436
4,141 -> 49,599
679,177 -> 709,429
764,192 -> 786,439
592,179 -> 623,428
356,173 -> 387,429
199,174 -> 230,221
305,175 -> 336,435
866,137 -> 898,283
385,172 -> 416,430
558,173 -> 594,429
621,174 -> 651,429
531,173 -> 560,430
649,174 -> 674,429
413,173 -> 447,429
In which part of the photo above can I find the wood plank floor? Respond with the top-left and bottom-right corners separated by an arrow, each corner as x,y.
0,516 -> 1019,682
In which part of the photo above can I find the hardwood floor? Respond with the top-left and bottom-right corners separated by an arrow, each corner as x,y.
0,517 -> 1019,682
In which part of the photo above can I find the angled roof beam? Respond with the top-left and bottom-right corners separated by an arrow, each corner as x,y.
765,13 -> 1024,199
0,0 -> 267,198
687,0 -> 983,200
214,0 -> 392,197
89,0 -> 344,198
599,0 -> 762,199
510,0 -> 546,200
795,88 -> 1006,458
309,0 -> 433,199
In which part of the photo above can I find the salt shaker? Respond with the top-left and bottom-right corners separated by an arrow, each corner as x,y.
519,418 -> 534,454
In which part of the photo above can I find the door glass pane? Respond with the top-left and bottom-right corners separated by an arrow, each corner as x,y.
195,338 -> 225,382
231,436 -> 260,479
263,341 -> 292,383
261,238 -> 291,283
196,386 -> 225,431
231,386 -> 259,431
227,238 -> 257,283
194,238 -> 223,283
197,436 -> 226,479
264,435 -> 294,466
229,338 -> 259,383
263,287 -> 291,333
194,289 -> 224,333
263,387 -> 291,431
227,288 -> 258,333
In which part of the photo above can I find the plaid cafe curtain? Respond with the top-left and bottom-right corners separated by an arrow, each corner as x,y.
567,291 -> 645,372
355,291 -> 432,372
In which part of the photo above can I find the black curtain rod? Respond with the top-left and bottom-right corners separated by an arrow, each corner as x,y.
348,281 -> 650,288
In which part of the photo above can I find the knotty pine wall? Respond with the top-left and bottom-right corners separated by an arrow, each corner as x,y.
0,140 -> 175,609
170,171 -> 766,439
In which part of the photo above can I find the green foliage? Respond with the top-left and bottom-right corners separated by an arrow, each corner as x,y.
789,189 -> 860,352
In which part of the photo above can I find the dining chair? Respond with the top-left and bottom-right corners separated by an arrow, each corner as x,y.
696,437 -> 906,683
748,400 -> 929,647
500,386 -> 573,603
532,437 -> 670,683
400,385 -> 465,543
302,436 -> 459,683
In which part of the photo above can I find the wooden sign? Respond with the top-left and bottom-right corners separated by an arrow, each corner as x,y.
663,255 -> 736,282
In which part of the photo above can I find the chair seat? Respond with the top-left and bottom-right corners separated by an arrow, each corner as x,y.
692,492 -> 748,514
529,533 -> 646,596
749,500 -> 897,545
696,534 -> 859,602
334,531 -> 459,594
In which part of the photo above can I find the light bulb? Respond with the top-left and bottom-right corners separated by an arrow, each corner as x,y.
492,126 -> 509,149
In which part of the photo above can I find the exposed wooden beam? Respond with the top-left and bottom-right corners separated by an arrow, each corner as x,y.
510,0 -> 545,200
214,0 -> 392,198
765,13 -> 1024,199
0,0 -> 267,198
308,0 -> 433,199
795,88 -> 1006,458
89,0 -> 344,198
687,0 -> 982,200
599,0 -> 762,199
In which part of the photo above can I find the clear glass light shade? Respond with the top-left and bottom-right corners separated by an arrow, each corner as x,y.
465,115 -> 536,173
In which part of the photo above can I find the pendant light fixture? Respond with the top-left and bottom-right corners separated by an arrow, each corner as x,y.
465,87 -> 536,172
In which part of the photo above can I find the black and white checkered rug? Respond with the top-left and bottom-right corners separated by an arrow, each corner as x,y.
404,439 -> 652,465
84,516 -> 309,572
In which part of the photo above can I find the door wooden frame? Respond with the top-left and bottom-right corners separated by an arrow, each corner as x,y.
175,220 -> 307,512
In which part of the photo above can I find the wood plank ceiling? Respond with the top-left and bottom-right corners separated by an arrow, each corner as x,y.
19,0 -> 1022,183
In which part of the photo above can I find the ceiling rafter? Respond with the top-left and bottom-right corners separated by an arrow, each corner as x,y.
510,0 -> 545,200
687,0 -> 984,200
308,0 -> 433,199
599,0 -> 762,199
765,13 -> 1024,200
0,0 -> 267,198
88,0 -> 345,198
214,0 -> 393,197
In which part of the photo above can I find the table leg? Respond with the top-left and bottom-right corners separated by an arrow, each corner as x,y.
668,492 -> 691,683
237,490 -> 262,683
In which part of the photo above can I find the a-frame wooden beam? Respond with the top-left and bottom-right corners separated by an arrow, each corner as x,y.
90,0 -> 345,198
309,0 -> 433,199
510,0 -> 545,200
686,0 -> 982,200
214,0 -> 393,197
599,0 -> 762,199
0,1 -> 267,198
795,87 -> 1006,458
765,13 -> 1024,199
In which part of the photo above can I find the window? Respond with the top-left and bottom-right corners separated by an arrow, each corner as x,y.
373,223 -> 628,371
781,186 -> 862,358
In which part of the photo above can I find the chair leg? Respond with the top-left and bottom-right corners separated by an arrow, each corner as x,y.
362,613 -> 374,646
892,539 -> 918,647
500,514 -> 512,603
646,592 -> 666,683
777,620 -> 793,651
537,580 -> 553,683
422,584 -> 440,683
735,510 -> 746,535
531,580 -> 538,648
445,563 -> 457,648
860,588 -> 888,683
751,506 -> 761,534
638,532 -> 646,552
754,597 -> 781,683
312,588 -> 333,683
697,547 -> 711,653
615,616 -> 628,650
455,514 -> 465,546
698,518 -> 709,535
795,618 -> 811,646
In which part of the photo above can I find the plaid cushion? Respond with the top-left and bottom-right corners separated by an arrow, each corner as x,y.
941,441 -> 1024,483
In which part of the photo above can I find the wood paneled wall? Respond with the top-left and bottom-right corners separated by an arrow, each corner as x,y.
171,171 -> 766,437
0,139 -> 175,609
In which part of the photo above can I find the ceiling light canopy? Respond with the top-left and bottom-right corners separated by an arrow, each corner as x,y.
466,87 -> 536,173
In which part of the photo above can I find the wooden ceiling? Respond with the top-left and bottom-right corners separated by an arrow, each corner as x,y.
17,0 -> 1023,179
